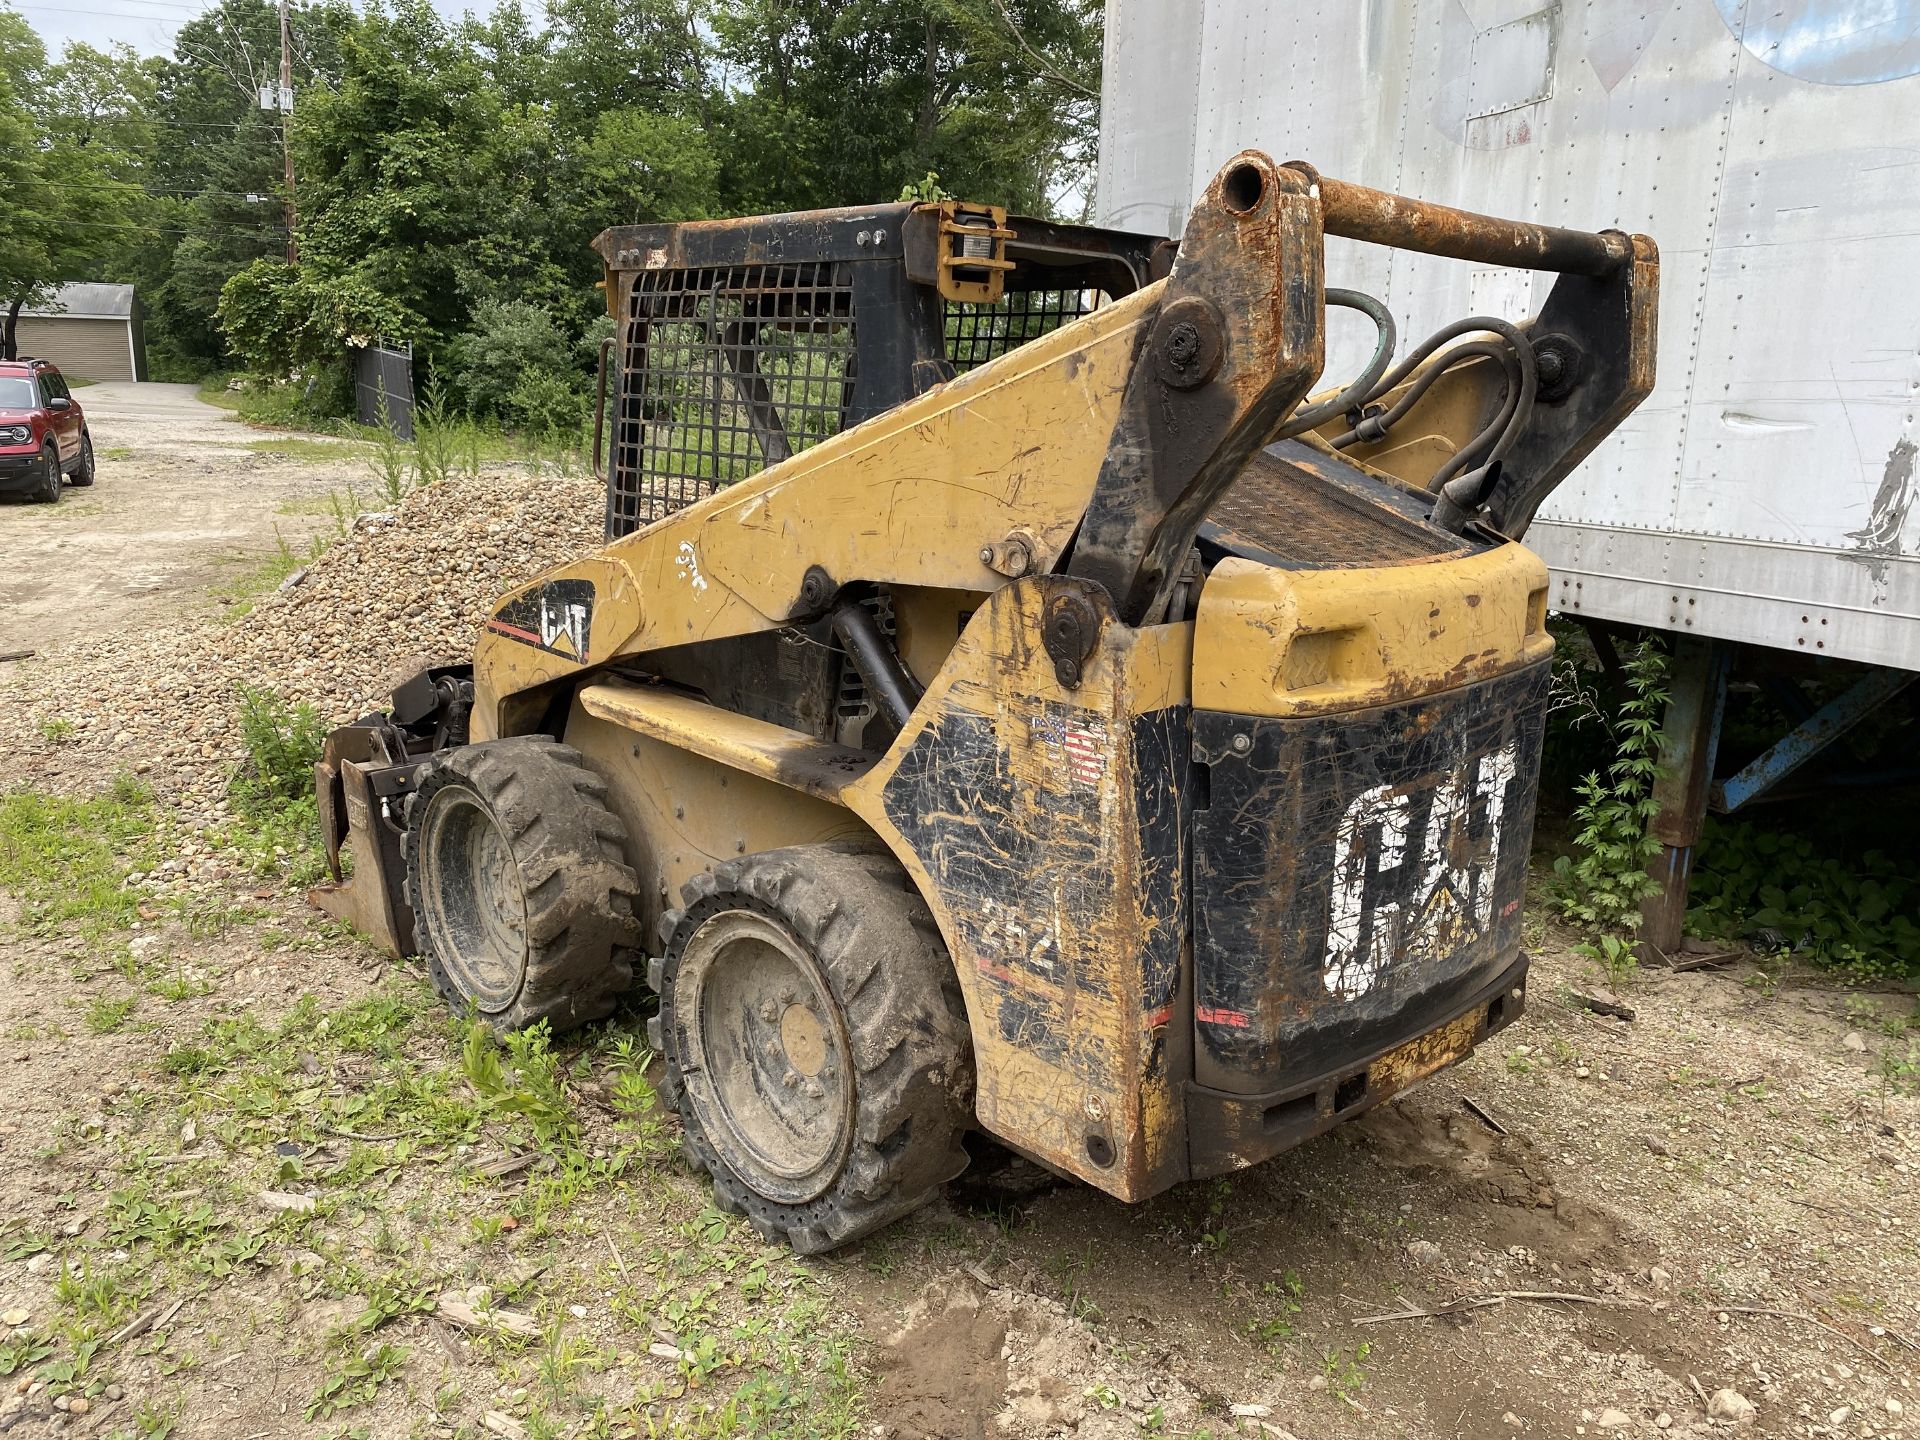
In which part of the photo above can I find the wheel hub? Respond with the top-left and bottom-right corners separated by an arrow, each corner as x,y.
418,788 -> 529,1010
675,907 -> 854,1204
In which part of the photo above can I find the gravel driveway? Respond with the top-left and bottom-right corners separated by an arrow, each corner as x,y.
0,381 -> 356,658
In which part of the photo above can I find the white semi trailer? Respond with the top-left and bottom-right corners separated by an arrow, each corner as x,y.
1097,0 -> 1920,946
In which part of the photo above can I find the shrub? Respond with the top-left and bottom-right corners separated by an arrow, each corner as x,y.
1549,643 -> 1668,938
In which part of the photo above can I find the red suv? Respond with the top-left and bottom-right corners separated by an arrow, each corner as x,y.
0,358 -> 96,504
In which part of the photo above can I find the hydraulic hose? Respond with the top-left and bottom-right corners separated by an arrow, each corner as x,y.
1329,339 -> 1516,450
1277,288 -> 1397,438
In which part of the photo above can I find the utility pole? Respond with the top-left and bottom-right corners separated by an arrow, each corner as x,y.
279,0 -> 297,264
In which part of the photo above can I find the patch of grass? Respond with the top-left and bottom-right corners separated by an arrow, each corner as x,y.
247,436 -> 366,461
102,445 -> 134,461
211,527 -> 329,618
85,993 -> 137,1033
195,374 -> 241,411
0,777 -> 159,937
37,717 -> 74,743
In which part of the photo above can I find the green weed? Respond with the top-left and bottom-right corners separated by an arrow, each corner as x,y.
305,1340 -> 408,1421
1690,819 -> 1920,979
85,993 -> 138,1033
1550,644 -> 1668,939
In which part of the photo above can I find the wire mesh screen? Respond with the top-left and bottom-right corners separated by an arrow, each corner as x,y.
944,288 -> 1104,372
607,261 -> 856,538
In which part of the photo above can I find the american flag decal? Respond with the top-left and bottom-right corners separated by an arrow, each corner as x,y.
1030,706 -> 1109,788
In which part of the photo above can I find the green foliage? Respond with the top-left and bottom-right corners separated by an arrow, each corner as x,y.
217,258 -> 416,381
1689,819 -> 1920,979
412,370 -> 458,486
366,390 -> 414,504
898,170 -> 952,202
232,684 -> 327,813
1550,644 -> 1669,938
10,0 -> 1103,408
450,299 -> 587,435
460,1021 -> 577,1146
227,684 -> 329,886
304,1341 -> 407,1421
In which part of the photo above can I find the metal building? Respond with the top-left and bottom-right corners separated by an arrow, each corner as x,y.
1097,0 -> 1920,944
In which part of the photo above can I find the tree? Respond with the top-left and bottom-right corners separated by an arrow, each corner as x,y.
124,0 -> 354,373
0,10 -> 144,359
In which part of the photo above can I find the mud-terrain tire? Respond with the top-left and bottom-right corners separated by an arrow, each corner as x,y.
404,736 -> 640,1035
649,845 -> 974,1253
34,442 -> 60,503
68,431 -> 95,486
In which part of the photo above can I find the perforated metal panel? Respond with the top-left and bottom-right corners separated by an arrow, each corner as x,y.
607,262 -> 856,539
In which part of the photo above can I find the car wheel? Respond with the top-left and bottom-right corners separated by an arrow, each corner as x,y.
35,443 -> 60,504
69,432 -> 95,487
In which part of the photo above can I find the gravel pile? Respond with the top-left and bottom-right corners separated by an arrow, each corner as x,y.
3,468 -> 606,831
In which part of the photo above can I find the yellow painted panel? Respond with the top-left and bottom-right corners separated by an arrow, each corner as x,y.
1192,543 -> 1552,718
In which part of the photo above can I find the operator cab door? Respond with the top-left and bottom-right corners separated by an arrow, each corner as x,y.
38,370 -> 78,463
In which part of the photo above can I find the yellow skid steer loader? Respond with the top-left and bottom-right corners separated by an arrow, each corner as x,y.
313,151 -> 1656,1252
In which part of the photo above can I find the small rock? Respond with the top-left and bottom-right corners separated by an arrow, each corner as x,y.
1644,1134 -> 1670,1156
1574,1065 -> 1592,1079
105,1385 -> 123,1401
1596,1409 -> 1632,1428
568,1304 -> 588,1319
1655,1413 -> 1672,1430
1842,1031 -> 1868,1052
67,1397 -> 89,1416
53,1394 -> 70,1411
1306,1375 -> 1328,1393
0,1309 -> 27,1327
1503,1414 -> 1524,1429
1407,1239 -> 1443,1265
257,1189 -> 317,1214
1830,1406 -> 1852,1426
1885,1398 -> 1903,1417
1230,1403 -> 1273,1418
1648,1266 -> 1671,1288
1708,1388 -> 1756,1423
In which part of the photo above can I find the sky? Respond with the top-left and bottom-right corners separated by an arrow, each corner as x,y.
14,0 -> 472,61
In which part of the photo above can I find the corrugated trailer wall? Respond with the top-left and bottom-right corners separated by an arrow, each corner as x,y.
1098,0 -> 1920,672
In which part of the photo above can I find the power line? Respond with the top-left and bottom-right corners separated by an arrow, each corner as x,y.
30,213 -> 288,237
15,4 -> 190,25
33,179 -> 285,198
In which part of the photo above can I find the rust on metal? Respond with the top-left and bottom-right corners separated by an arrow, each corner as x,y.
1287,162 -> 1632,277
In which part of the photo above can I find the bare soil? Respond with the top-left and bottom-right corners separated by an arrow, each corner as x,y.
0,382 -> 357,658
0,420 -> 1916,1440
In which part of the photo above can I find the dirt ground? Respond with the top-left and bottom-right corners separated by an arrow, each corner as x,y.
0,382 -> 357,658
1,407 -> 1916,1440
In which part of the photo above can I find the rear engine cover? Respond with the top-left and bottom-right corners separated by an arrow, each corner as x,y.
1190,661 -> 1548,1094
